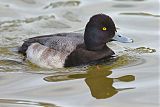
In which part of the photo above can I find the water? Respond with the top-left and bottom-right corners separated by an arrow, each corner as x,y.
0,0 -> 159,107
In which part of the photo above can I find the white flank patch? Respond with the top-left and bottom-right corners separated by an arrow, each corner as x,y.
26,43 -> 67,68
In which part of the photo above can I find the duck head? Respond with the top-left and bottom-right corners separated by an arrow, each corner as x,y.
84,14 -> 133,51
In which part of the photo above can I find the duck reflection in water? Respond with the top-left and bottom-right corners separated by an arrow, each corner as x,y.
44,66 -> 135,99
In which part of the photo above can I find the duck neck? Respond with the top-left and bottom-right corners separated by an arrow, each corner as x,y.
84,31 -> 107,51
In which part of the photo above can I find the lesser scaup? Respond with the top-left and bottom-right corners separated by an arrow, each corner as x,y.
18,14 -> 133,68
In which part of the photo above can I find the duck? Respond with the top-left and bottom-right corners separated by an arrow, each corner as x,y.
18,14 -> 133,68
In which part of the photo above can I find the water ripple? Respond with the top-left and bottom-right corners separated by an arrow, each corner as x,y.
44,0 -> 80,9
0,15 -> 55,32
120,12 -> 160,17
0,99 -> 58,107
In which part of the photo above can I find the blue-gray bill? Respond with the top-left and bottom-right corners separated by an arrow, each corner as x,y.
112,32 -> 133,43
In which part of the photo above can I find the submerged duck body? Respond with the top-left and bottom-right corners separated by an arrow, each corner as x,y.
19,14 -> 133,68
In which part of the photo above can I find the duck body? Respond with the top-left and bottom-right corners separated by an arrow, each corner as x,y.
21,33 -> 83,68
19,14 -> 132,68
19,32 -> 114,68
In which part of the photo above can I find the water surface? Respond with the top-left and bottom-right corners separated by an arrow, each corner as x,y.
0,0 -> 159,107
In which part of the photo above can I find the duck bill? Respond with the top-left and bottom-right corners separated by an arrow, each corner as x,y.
112,32 -> 133,43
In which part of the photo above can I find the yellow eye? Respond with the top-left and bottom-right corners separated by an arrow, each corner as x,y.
102,27 -> 107,31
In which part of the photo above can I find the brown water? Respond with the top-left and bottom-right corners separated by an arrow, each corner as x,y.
0,0 -> 159,107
